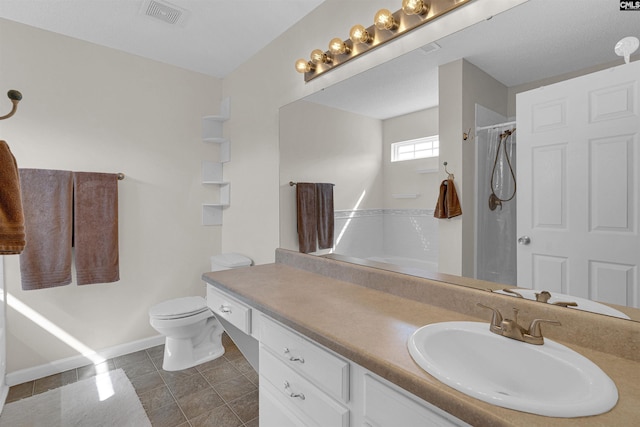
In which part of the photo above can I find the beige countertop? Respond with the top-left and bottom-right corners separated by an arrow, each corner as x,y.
202,252 -> 640,427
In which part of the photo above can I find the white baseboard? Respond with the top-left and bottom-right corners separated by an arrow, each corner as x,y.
5,335 -> 165,386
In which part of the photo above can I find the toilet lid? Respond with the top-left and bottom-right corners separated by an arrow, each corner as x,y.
149,296 -> 209,320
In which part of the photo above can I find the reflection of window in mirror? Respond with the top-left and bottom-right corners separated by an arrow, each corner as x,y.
391,135 -> 439,162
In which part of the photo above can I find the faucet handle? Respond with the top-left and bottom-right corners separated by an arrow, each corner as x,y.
528,318 -> 561,339
477,303 -> 503,327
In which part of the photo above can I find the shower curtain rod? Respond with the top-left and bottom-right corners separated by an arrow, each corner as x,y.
475,120 -> 516,131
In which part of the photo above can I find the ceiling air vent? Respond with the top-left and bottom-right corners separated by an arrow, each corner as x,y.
142,0 -> 189,26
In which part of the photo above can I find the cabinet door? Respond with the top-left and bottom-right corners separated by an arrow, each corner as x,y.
363,374 -> 468,427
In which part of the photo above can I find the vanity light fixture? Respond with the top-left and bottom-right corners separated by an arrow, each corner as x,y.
295,58 -> 315,73
374,9 -> 398,31
402,0 -> 430,16
349,24 -> 373,45
310,49 -> 332,65
295,0 -> 474,82
329,37 -> 351,56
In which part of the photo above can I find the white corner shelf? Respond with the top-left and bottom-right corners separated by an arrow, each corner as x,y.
201,98 -> 231,226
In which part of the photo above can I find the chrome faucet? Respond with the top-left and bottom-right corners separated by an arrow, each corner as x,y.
477,303 -> 561,345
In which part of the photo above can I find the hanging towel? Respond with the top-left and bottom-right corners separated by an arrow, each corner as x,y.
0,141 -> 26,254
434,178 -> 462,219
316,183 -> 334,250
18,169 -> 73,290
73,172 -> 120,285
296,182 -> 317,253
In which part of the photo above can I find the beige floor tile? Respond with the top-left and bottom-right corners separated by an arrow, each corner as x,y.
77,359 -> 116,380
33,369 -> 77,394
214,375 -> 257,402
177,387 -> 225,420
164,372 -> 211,400
114,349 -> 151,368
228,389 -> 259,423
189,404 -> 243,427
146,401 -> 187,427
131,371 -> 166,395
5,381 -> 34,403
139,385 -> 175,413
200,359 -> 243,385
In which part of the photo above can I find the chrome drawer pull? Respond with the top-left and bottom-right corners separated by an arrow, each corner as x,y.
284,381 -> 305,400
283,347 -> 304,363
219,305 -> 232,314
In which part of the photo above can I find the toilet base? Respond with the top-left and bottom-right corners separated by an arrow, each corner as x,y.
162,339 -> 225,371
160,316 -> 226,371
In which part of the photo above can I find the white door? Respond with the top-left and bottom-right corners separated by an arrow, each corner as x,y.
517,61 -> 640,308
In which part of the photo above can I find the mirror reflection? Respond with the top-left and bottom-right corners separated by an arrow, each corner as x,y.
279,0 -> 640,321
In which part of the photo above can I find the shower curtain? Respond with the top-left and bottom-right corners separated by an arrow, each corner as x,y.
477,126 -> 517,285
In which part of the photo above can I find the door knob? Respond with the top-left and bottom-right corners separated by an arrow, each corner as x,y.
518,236 -> 531,245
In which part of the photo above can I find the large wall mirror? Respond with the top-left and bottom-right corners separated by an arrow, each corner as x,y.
279,0 -> 640,322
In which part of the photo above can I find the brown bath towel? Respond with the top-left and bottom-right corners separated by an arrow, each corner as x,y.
296,183 -> 317,253
434,179 -> 462,219
73,172 -> 120,285
316,183 -> 334,249
19,169 -> 73,290
0,141 -> 25,254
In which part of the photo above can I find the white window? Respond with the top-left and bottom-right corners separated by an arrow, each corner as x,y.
391,136 -> 439,162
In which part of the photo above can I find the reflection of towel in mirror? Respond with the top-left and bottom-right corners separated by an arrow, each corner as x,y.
0,141 -> 26,254
316,183 -> 334,250
296,183 -> 317,253
434,179 -> 462,219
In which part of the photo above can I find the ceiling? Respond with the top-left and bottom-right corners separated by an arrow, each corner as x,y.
306,0 -> 640,119
0,1 -> 638,120
0,0 -> 325,77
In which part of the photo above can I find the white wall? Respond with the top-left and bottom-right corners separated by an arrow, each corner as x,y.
0,19 -> 222,374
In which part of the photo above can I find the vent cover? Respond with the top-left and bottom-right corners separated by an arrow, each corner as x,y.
142,0 -> 188,25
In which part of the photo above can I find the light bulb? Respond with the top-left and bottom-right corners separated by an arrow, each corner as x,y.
402,0 -> 429,15
349,24 -> 372,44
295,58 -> 313,73
329,38 -> 350,55
374,9 -> 397,31
310,49 -> 331,65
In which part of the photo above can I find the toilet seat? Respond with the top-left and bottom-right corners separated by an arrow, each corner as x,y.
149,296 -> 209,320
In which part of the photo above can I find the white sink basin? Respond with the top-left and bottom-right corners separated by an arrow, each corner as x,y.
408,321 -> 618,417
495,289 -> 630,319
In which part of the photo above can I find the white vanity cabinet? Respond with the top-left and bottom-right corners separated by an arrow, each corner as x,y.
205,284 -> 468,427
259,315 -> 350,427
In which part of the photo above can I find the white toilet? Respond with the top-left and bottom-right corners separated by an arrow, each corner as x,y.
149,253 -> 252,371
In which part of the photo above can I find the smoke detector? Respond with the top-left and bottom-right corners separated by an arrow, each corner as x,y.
141,0 -> 189,26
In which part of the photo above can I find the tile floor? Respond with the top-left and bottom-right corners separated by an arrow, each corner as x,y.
4,333 -> 259,427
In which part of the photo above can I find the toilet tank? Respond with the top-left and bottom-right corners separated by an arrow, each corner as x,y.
211,253 -> 253,272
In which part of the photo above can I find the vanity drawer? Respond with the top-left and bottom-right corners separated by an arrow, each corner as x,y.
207,285 -> 251,334
260,345 -> 349,427
260,315 -> 349,402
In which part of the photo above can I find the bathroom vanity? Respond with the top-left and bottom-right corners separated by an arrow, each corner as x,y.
202,249 -> 640,426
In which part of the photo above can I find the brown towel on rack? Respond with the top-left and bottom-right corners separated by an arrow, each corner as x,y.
73,172 -> 120,285
296,183 -> 317,253
19,169 -> 73,290
316,183 -> 334,249
434,178 -> 462,219
0,141 -> 26,254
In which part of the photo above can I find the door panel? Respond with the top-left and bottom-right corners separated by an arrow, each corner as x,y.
517,61 -> 640,308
